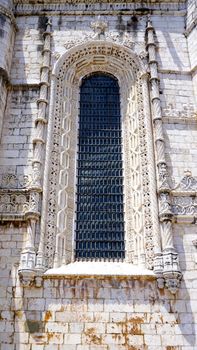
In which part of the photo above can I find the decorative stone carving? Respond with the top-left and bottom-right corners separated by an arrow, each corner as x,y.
0,174 -> 41,286
172,196 -> 197,216
17,17 -> 52,280
91,16 -> 108,38
0,4 -> 17,29
158,163 -> 170,192
174,170 -> 197,192
63,34 -> 95,50
62,29 -> 147,70
32,18 -> 52,189
163,103 -> 197,120
0,189 -> 40,221
163,252 -> 182,294
14,1 -> 184,17
40,40 -> 159,273
52,51 -> 61,61
154,253 -> 165,289
164,273 -> 182,294
159,193 -> 172,220
18,219 -> 37,286
169,171 -> 197,223
146,17 -> 182,293
0,174 -> 32,189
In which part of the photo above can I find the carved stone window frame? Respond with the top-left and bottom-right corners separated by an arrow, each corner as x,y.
38,40 -> 161,274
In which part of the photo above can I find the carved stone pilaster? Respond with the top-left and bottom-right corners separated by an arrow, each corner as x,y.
146,17 -> 182,293
30,19 -> 52,274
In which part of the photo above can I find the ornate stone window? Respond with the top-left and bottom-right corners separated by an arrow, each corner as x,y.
18,34 -> 182,293
39,41 -> 158,272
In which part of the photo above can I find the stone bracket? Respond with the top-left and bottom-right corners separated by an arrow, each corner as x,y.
18,268 -> 43,288
155,251 -> 182,294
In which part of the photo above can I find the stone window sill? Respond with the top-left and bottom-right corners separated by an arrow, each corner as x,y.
44,261 -> 156,279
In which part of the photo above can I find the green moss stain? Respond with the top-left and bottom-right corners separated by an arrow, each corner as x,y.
25,320 -> 44,333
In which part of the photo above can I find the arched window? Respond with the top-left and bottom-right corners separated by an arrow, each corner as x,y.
75,73 -> 125,261
40,42 -> 159,272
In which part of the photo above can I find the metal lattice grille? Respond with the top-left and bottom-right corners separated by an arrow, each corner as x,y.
75,74 -> 125,260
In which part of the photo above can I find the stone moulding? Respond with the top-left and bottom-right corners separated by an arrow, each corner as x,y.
13,2 -> 186,17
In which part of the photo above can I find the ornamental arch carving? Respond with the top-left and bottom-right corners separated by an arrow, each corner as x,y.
39,41 -> 161,271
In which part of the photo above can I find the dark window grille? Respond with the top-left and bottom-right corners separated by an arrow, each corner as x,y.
75,73 -> 125,260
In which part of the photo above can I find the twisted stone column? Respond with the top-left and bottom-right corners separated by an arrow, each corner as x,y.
19,19 -> 52,286
146,18 -> 182,293
35,19 -> 52,275
32,19 -> 52,189
141,73 -> 163,279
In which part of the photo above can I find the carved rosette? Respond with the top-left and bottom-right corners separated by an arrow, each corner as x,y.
146,17 -> 182,293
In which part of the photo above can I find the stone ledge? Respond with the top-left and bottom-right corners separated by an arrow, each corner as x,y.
44,262 -> 156,279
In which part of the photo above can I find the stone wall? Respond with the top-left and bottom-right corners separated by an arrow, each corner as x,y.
0,224 -> 197,349
0,0 -> 197,349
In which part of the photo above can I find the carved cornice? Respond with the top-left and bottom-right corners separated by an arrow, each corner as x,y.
13,2 -> 186,16
13,0 -> 186,3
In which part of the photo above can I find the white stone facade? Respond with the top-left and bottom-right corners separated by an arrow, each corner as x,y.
0,0 -> 197,349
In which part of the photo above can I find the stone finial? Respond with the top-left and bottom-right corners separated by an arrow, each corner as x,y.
91,15 -> 108,38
